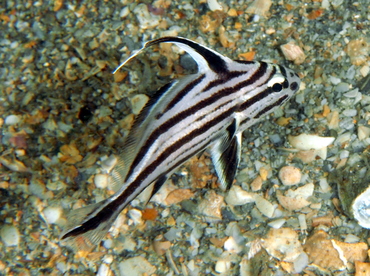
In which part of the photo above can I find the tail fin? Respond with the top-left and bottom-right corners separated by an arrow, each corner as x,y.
59,198 -> 120,251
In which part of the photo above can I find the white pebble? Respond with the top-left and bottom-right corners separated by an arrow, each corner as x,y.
279,166 -> 301,186
268,218 -> 286,229
329,75 -> 341,85
215,259 -> 231,273
343,109 -> 357,117
133,4 -> 160,30
118,256 -> 156,276
100,155 -> 118,172
207,0 -> 223,11
130,94 -> 149,115
285,183 -> 314,199
254,194 -> 275,218
120,6 -> 130,18
293,252 -> 309,273
225,185 -> 255,206
94,174 -> 109,188
97,263 -> 112,276
298,214 -> 307,231
224,236 -> 242,253
344,234 -> 360,243
4,114 -> 21,125
319,177 -> 331,193
128,209 -> 142,225
43,206 -> 63,224
0,225 -> 20,246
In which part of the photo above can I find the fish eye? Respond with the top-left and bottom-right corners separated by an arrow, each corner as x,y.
272,82 -> 283,92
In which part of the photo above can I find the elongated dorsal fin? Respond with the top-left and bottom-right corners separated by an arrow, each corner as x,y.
113,36 -> 231,74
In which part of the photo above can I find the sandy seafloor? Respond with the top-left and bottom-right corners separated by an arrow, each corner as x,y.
1,0 -> 370,275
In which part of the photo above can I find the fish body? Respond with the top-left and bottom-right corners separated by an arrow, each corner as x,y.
60,37 -> 300,249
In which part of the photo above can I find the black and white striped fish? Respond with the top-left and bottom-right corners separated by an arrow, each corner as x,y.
60,36 -> 300,249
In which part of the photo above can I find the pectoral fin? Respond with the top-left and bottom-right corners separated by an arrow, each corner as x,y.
210,118 -> 242,191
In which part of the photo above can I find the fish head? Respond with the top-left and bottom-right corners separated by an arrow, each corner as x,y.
266,64 -> 301,103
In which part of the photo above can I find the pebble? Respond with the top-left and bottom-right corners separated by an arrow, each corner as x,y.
277,191 -> 310,211
4,114 -> 21,125
0,225 -> 20,246
225,185 -> 255,206
153,240 -> 171,255
165,188 -> 194,205
246,0 -> 272,17
118,256 -> 156,276
285,183 -> 314,199
96,263 -> 112,276
335,82 -> 350,93
293,252 -> 309,273
280,41 -> 306,65
262,228 -> 303,262
268,218 -> 286,229
130,94 -> 149,115
133,4 -> 161,30
358,125 -> 370,140
250,175 -> 263,191
215,259 -> 231,273
254,194 -> 275,218
94,174 -> 109,189
224,236 -> 243,253
120,6 -> 130,18
207,0 -> 223,11
43,206 -> 63,224
198,191 -> 224,220
279,166 -> 302,186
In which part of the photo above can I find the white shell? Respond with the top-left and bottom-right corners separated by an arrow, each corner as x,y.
352,185 -> 370,229
288,134 -> 335,150
225,185 -> 255,206
207,0 -> 223,11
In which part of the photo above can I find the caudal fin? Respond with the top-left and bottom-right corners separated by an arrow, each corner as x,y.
59,198 -> 120,251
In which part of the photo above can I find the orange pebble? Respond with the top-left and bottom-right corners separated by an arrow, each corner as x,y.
307,9 -> 324,20
142,208 -> 158,220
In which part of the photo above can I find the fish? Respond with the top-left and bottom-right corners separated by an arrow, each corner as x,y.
60,36 -> 301,250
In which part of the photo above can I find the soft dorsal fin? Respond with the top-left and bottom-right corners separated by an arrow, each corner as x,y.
210,117 -> 242,191
114,36 -> 232,75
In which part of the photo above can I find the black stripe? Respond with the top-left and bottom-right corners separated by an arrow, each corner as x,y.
161,73 -> 206,115
238,66 -> 277,112
253,95 -> 289,119
126,62 -> 270,180
239,87 -> 272,112
279,65 -> 287,78
201,70 -> 252,94
145,37 -> 228,74
234,60 -> 255,65
61,203 -> 113,239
